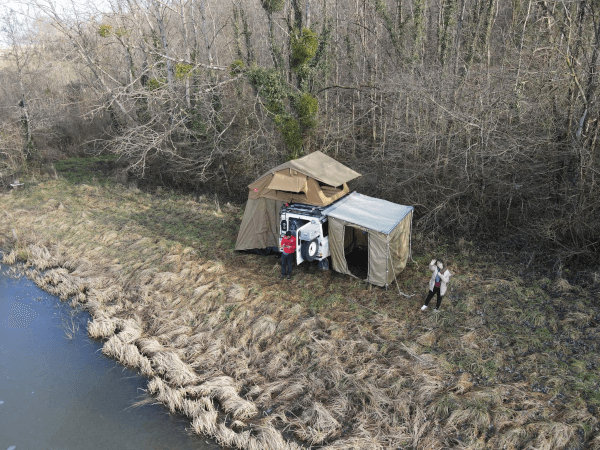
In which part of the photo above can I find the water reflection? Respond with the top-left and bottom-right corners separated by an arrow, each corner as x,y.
0,264 -> 220,450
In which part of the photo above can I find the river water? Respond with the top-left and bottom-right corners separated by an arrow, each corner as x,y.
0,264 -> 220,450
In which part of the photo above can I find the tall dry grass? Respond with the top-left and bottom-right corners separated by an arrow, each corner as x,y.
1,180 -> 598,449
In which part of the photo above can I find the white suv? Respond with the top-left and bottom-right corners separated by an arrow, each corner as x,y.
279,203 -> 330,269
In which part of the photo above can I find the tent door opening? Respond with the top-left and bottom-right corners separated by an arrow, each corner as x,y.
343,226 -> 368,279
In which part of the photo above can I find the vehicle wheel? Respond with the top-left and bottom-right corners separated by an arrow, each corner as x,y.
318,257 -> 330,270
301,239 -> 319,261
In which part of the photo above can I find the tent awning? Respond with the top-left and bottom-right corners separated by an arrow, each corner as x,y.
324,192 -> 413,234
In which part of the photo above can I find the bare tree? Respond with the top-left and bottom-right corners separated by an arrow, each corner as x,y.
1,9 -> 37,157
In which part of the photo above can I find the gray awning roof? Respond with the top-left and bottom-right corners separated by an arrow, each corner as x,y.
324,192 -> 413,234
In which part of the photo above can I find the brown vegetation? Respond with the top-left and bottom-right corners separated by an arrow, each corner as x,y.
1,1 -> 599,261
1,180 -> 599,449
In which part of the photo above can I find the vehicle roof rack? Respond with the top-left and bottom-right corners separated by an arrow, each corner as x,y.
281,203 -> 324,217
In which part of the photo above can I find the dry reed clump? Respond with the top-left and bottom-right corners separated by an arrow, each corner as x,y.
136,337 -> 165,356
214,422 -> 252,448
102,336 -> 153,377
253,380 -> 288,406
318,437 -> 386,450
453,372 -> 474,394
181,397 -> 215,418
154,271 -> 187,292
295,402 -> 342,445
552,277 -> 573,293
33,267 -> 84,300
204,261 -> 224,274
87,285 -> 124,304
561,311 -> 593,328
192,282 -> 215,300
117,318 -> 143,343
191,410 -> 219,438
528,422 -> 577,450
416,330 -> 437,347
70,292 -> 87,307
155,324 -> 193,345
222,396 -> 259,421
231,420 -> 246,429
227,283 -> 248,302
249,315 -> 279,346
151,351 -> 200,386
137,353 -> 155,377
589,434 -> 600,450
219,348 -> 252,379
87,317 -> 119,339
189,340 -> 224,372
1,249 -> 17,265
460,330 -> 479,348
191,375 -> 259,420
264,352 -> 295,380
239,427 -> 305,450
146,376 -> 185,413
26,244 -> 55,270
415,372 -> 445,403
446,400 -> 491,437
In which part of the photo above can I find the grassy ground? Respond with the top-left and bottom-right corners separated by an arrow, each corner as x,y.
1,175 -> 599,449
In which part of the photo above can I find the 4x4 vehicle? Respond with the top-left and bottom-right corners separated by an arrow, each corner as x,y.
279,203 -> 331,269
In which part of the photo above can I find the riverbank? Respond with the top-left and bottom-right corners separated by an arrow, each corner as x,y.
1,179 -> 599,449
0,264 -> 220,450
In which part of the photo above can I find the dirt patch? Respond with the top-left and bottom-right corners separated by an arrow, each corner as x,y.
1,180 -> 599,449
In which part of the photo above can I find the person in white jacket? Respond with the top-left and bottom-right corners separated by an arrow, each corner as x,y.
421,259 -> 451,312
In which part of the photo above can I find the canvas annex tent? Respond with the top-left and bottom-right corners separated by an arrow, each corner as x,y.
324,192 -> 414,287
235,151 -> 361,251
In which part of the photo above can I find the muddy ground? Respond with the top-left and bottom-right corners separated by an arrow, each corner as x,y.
1,179 -> 599,449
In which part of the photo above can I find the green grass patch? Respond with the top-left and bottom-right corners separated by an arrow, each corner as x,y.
54,155 -> 119,184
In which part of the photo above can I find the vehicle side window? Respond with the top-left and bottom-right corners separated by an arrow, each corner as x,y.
289,217 -> 308,232
322,220 -> 329,237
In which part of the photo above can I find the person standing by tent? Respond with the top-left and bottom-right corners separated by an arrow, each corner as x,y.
280,231 -> 296,280
421,259 -> 451,312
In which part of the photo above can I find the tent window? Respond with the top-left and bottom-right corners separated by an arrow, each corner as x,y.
343,226 -> 368,280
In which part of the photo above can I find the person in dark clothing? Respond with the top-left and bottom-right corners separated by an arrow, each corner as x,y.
421,259 -> 451,312
280,231 -> 296,280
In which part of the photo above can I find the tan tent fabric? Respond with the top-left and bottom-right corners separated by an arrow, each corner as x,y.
235,198 -> 284,251
328,218 -> 348,275
249,175 -> 350,206
367,230 -> 389,286
388,211 -> 413,273
246,152 -> 359,207
287,151 -> 360,187
248,173 -> 273,200
267,171 -> 307,193
249,151 -> 360,192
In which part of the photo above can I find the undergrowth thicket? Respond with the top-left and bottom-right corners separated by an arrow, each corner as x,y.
0,178 -> 599,449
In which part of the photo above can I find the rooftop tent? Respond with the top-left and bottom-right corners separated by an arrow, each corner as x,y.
324,192 -> 413,287
247,151 -> 361,205
235,152 -> 361,251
